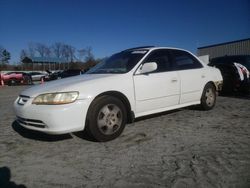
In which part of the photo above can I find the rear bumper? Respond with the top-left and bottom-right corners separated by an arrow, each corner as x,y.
214,80 -> 223,91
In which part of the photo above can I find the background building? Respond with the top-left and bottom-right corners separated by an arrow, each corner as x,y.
22,56 -> 68,71
197,38 -> 250,59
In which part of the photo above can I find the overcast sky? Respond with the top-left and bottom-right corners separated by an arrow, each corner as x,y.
0,0 -> 249,63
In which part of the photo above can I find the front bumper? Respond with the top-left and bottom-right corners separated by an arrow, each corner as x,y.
13,96 -> 91,134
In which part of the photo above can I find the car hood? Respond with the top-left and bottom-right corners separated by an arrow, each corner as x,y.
20,74 -> 118,97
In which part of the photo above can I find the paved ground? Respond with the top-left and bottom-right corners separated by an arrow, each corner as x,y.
0,86 -> 250,188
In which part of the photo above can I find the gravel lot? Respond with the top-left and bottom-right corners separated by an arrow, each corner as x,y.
0,86 -> 250,188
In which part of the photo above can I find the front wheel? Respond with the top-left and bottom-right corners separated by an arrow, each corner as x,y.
86,96 -> 127,142
200,83 -> 216,110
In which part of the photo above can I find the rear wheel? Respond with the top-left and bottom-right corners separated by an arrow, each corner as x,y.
24,76 -> 32,85
8,79 -> 16,86
86,96 -> 127,142
200,83 -> 216,110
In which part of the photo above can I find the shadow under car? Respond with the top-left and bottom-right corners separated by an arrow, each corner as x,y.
12,120 -> 73,142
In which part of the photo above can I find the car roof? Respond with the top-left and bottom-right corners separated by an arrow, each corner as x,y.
5,72 -> 24,74
63,69 -> 82,72
123,46 -> 188,52
210,55 -> 250,64
212,55 -> 250,60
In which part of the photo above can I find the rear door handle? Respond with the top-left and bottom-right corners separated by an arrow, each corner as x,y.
171,78 -> 178,82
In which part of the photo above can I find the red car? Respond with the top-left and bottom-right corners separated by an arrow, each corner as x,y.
0,72 -> 32,85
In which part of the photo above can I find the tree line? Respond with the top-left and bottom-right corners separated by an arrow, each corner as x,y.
0,46 -> 11,64
20,42 -> 94,62
0,42 -> 102,71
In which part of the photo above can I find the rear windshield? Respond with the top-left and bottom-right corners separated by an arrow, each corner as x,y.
210,56 -> 250,69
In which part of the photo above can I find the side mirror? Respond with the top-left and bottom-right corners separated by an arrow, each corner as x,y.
137,62 -> 157,74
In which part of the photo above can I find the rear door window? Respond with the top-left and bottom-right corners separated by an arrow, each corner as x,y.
171,50 -> 203,70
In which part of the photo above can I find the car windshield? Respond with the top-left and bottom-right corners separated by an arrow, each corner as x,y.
86,50 -> 148,74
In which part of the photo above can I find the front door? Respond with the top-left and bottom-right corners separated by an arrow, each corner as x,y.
133,49 -> 180,114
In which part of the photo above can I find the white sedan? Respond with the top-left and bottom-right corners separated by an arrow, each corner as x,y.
14,47 -> 223,141
29,72 -> 47,82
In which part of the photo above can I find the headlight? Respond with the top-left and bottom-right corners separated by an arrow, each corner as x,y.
32,92 -> 79,105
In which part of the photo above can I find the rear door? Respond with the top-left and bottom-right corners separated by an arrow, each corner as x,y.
133,49 -> 180,114
170,50 -> 206,104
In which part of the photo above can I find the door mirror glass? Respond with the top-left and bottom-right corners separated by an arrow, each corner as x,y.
138,62 -> 157,74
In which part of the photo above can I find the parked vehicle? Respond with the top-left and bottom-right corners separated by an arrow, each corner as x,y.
1,72 -> 32,85
43,70 -> 62,81
29,72 -> 47,82
209,56 -> 250,94
58,69 -> 83,79
210,55 -> 250,70
43,69 -> 83,81
14,47 -> 223,141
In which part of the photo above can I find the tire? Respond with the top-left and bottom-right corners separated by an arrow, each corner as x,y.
27,77 -> 33,85
24,76 -> 32,85
86,95 -> 127,142
200,83 -> 216,110
8,79 -> 16,86
221,79 -> 234,95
